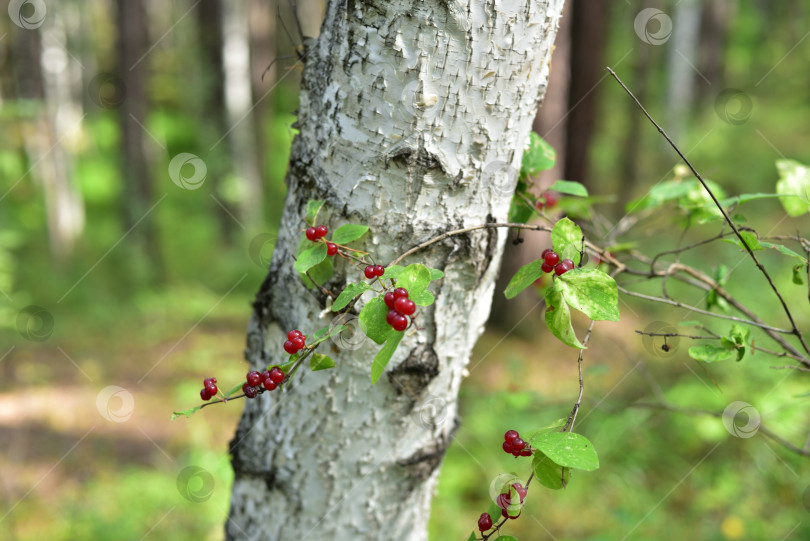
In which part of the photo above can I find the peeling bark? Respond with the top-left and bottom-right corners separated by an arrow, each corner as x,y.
227,1 -> 564,539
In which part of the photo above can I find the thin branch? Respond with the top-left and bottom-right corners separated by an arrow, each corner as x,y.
608,67 -> 810,357
564,321 -> 596,433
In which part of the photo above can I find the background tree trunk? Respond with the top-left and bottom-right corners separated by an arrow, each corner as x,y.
226,1 -> 565,539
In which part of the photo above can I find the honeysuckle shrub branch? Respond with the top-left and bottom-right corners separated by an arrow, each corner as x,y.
172,71 -> 810,540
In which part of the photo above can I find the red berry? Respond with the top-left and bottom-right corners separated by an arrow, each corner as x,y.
555,258 -> 574,276
541,248 -> 553,259
205,383 -> 218,396
513,483 -> 527,502
203,377 -> 217,386
478,512 -> 493,532
315,225 -> 328,238
384,292 -> 396,309
373,265 -> 385,277
292,337 -> 306,351
394,297 -> 416,316
287,330 -> 301,340
541,261 -> 554,273
502,441 -> 512,453
242,383 -> 258,398
504,430 -> 519,441
269,367 -> 284,384
496,493 -> 510,509
502,508 -> 521,520
364,266 -> 376,279
247,371 -> 262,387
544,191 -> 558,208
386,309 -> 398,326
283,340 -> 297,354
263,378 -> 277,391
327,243 -> 338,256
544,251 -> 559,266
520,448 -> 532,457
393,287 -> 408,299
391,314 -> 408,331
511,438 -> 525,451
200,388 -> 212,401
305,227 -> 317,241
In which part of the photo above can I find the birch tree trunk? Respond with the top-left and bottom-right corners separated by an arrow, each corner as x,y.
227,1 -> 565,539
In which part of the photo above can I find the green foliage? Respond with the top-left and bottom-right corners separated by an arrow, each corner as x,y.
504,259 -> 545,299
689,324 -> 751,362
331,282 -> 372,311
549,180 -> 588,197
532,451 -> 570,490
521,131 -> 556,177
529,431 -> 599,471
544,287 -> 585,349
551,217 -> 583,266
359,296 -> 393,345
775,159 -> 810,216
306,200 -> 325,223
332,224 -> 369,245
371,331 -> 404,384
295,242 -> 328,274
310,353 -> 336,371
556,269 -> 620,321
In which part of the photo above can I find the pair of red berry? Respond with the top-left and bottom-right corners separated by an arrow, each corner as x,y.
200,377 -> 218,401
496,482 -> 527,519
536,191 -> 558,210
364,264 -> 385,279
541,248 -> 574,276
384,287 -> 416,331
243,367 -> 285,398
283,329 -> 307,354
503,429 -> 532,457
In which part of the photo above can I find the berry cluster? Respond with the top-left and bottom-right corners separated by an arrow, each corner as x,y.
496,482 -> 527,519
305,225 -> 328,241
242,367 -> 285,398
283,329 -> 307,354
540,248 -> 574,276
364,264 -> 385,279
384,287 -> 416,331
477,512 -> 493,532
502,429 -> 532,457
200,377 -> 218,401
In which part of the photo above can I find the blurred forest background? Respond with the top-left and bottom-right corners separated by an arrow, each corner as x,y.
2,0 -> 809,539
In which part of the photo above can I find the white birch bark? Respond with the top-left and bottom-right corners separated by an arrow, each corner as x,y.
227,1 -> 564,539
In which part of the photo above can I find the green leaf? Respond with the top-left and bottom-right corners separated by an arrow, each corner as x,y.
545,287 -> 585,349
721,231 -> 762,251
495,536 -> 518,541
718,192 -> 784,208
359,296 -> 394,345
728,324 -> 750,361
332,282 -> 372,311
371,331 -> 404,384
396,263 -> 431,297
678,320 -> 703,327
556,268 -> 620,321
382,265 -> 405,280
549,180 -> 588,197
171,405 -> 203,420
532,451 -> 571,490
310,353 -> 336,371
225,382 -> 245,397
775,159 -> 810,216
295,242 -> 328,274
504,259 -> 545,299
760,241 -> 807,263
486,500 -> 502,525
793,264 -> 805,285
551,217 -> 583,266
520,131 -> 556,177
466,533 -> 476,541
331,224 -> 369,245
308,324 -> 347,346
428,267 -> 444,281
306,200 -> 325,224
508,196 -> 534,224
409,290 -> 435,306
688,344 -> 737,363
625,179 -> 694,212
529,431 -> 599,471
299,256 -> 333,289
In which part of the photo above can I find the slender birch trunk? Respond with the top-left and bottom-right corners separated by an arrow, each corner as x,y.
227,1 -> 564,538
